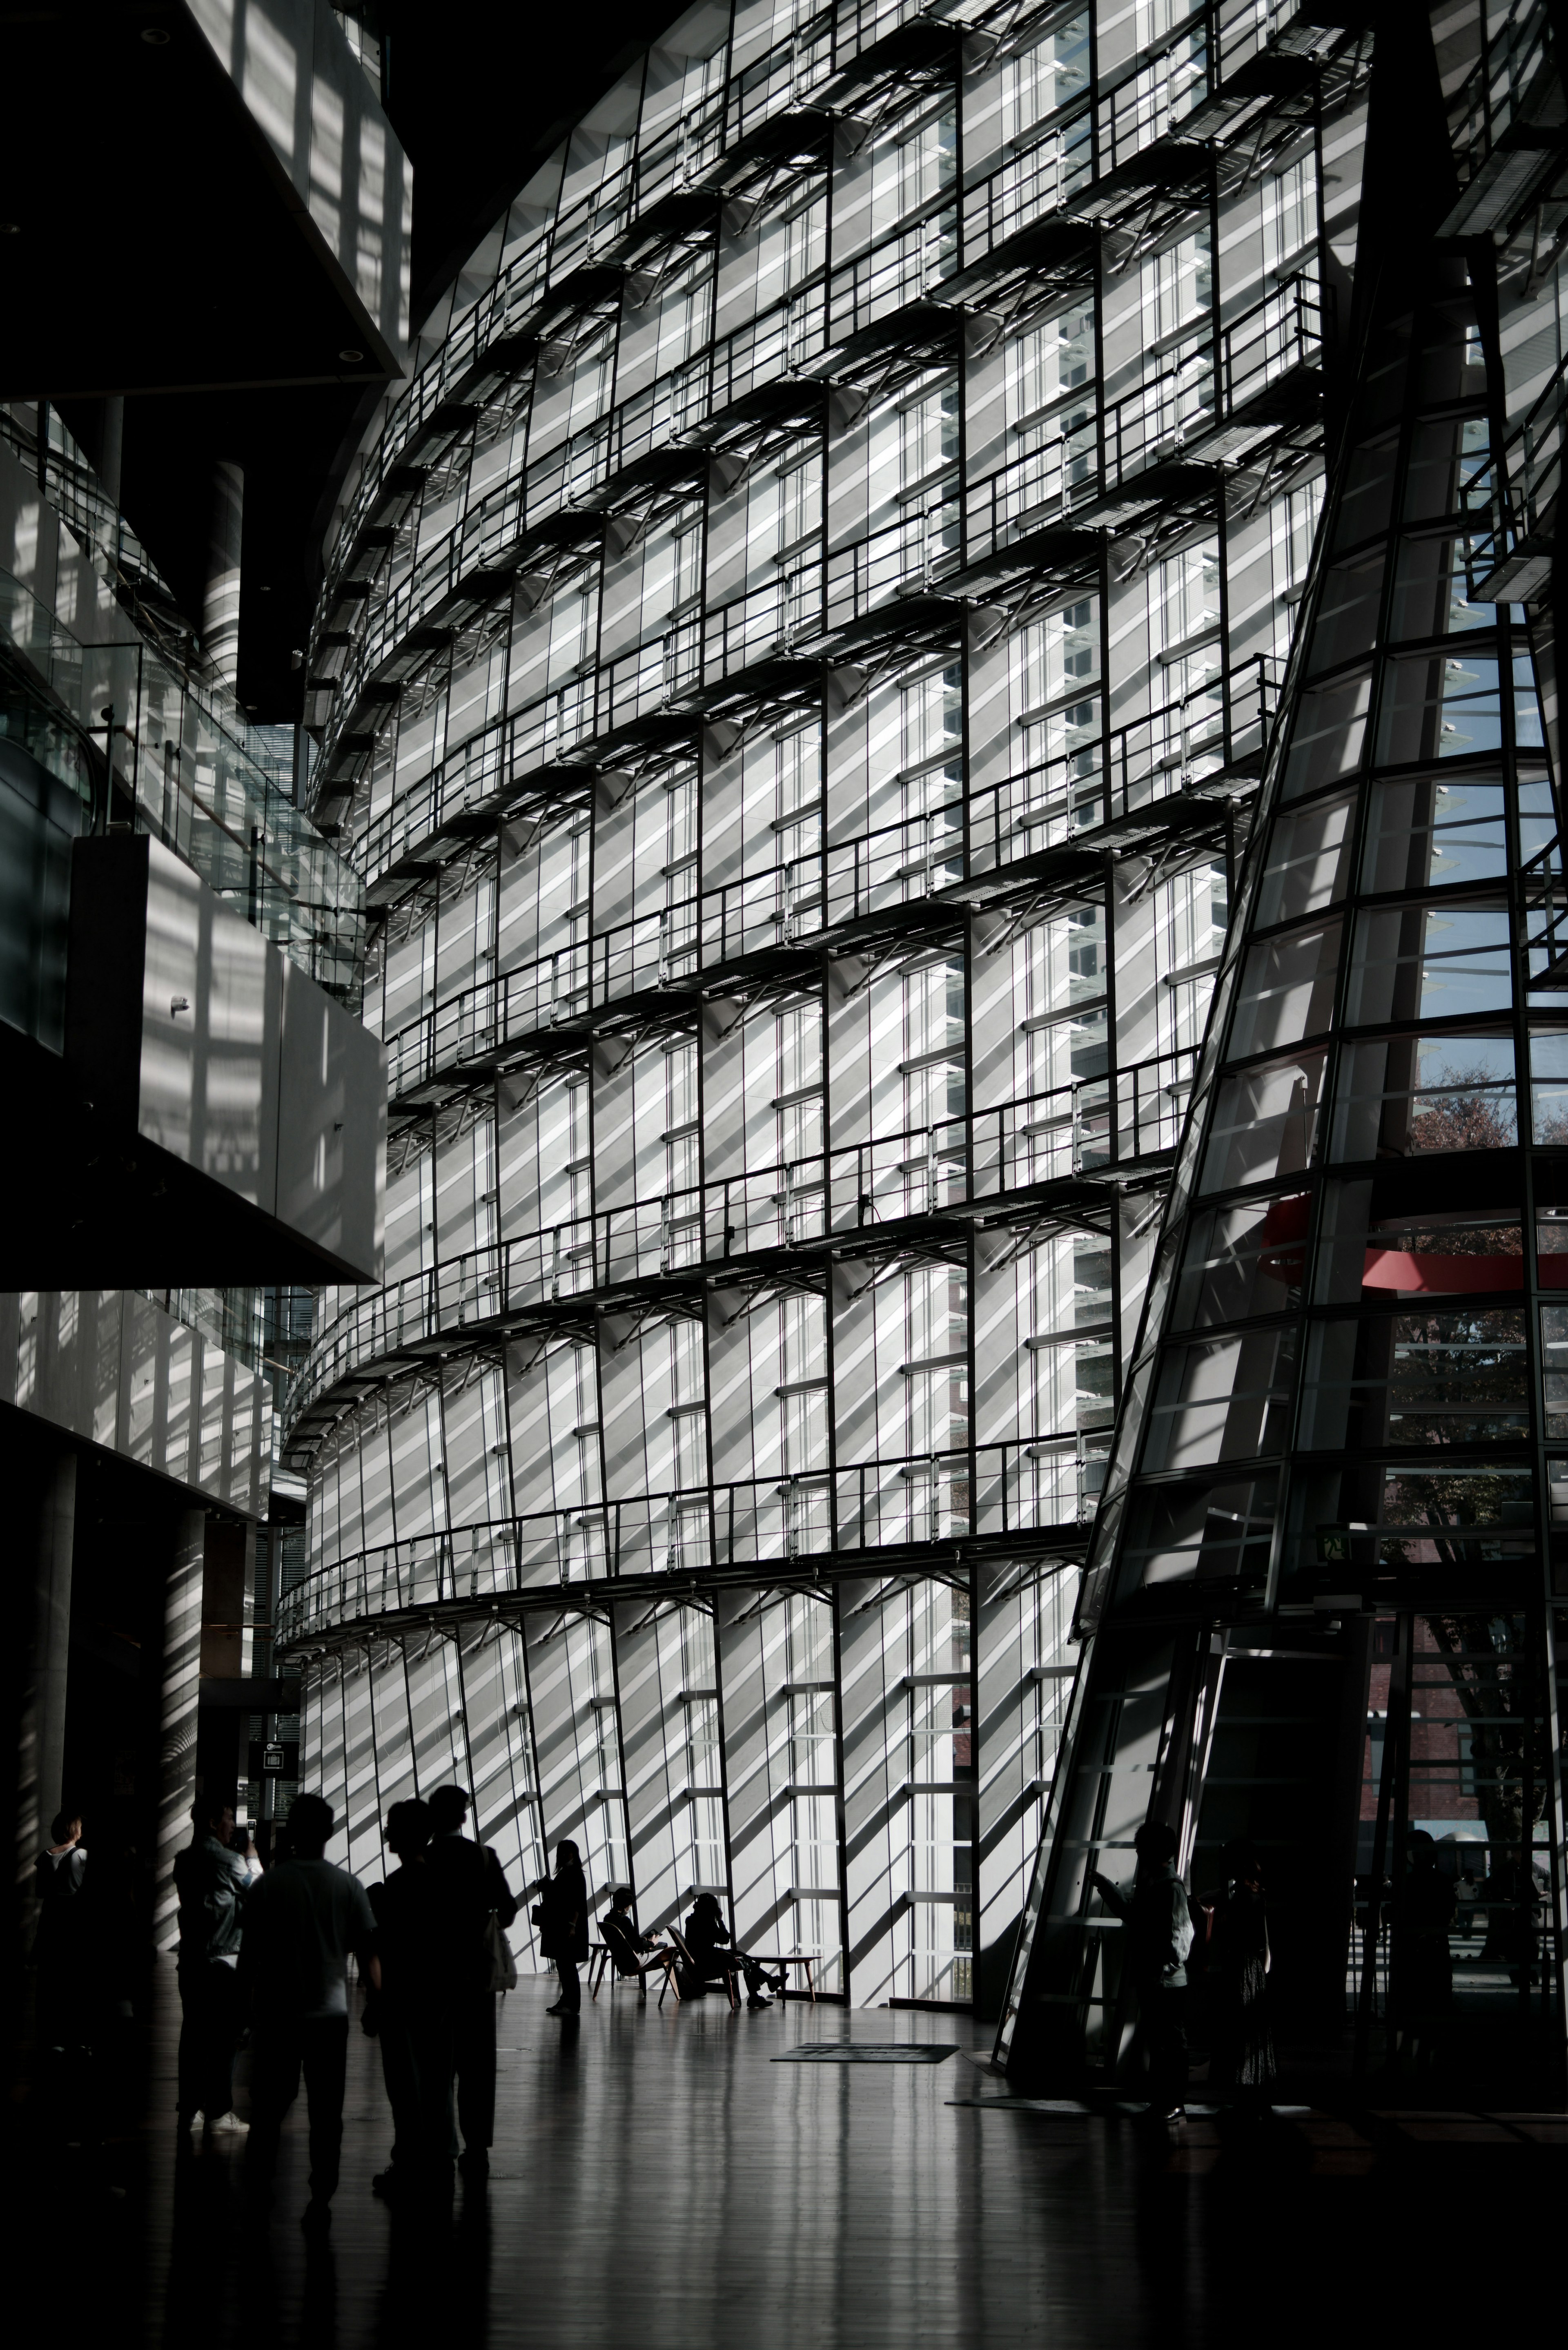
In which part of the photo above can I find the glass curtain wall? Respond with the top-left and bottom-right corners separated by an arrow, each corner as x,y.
999,0 -> 1568,2090
281,0 -> 1375,2006
0,401 -> 364,1001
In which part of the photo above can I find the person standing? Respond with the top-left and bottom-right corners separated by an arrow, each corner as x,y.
34,1810 -> 92,2060
424,1785 -> 518,2178
1392,1827 -> 1456,2071
1091,1818 -> 1195,2122
173,1797 -> 256,2137
538,1839 -> 588,2020
367,1798 -> 454,2203
241,1793 -> 380,2232
1203,1840 -> 1276,2107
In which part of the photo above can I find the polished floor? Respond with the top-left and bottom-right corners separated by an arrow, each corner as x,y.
24,1965 -> 1568,2350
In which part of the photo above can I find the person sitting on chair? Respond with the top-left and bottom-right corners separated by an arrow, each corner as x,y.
599,1890 -> 670,2000
684,1892 -> 782,2009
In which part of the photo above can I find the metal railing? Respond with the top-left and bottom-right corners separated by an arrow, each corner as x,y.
0,558 -> 364,1002
314,0 -> 1349,673
1096,10 -> 1212,178
274,1433 -> 1102,1643
969,652 -> 1283,871
315,45 -> 1337,792
367,652 -> 1265,1100
960,111 -> 1094,261
314,0 -> 942,618
318,269 -> 838,771
1444,0 -> 1550,183
292,1049 -> 1197,1426
964,273 -> 1325,569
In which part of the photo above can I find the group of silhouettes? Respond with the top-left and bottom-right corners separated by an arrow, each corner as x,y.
163,1784 -> 517,2227
146,1786 -> 784,2227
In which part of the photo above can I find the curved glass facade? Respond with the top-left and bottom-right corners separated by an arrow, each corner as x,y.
1002,2 -> 1568,2089
281,0 -> 1376,2006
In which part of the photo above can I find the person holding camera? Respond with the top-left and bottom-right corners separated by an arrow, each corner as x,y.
1089,1818 -> 1195,2123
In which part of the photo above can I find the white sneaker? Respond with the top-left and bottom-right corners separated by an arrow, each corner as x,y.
206,2111 -> 249,2137
188,2110 -> 206,2133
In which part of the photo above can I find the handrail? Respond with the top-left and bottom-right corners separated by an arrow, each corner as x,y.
323,254 -> 1314,789
970,649 -> 1282,871
314,0 -> 946,618
363,654 -> 1268,1106
289,1048 -> 1198,1429
370,658 -> 1257,1103
315,272 -> 836,774
0,559 -> 364,999
963,272 -> 1325,569
274,1431 -> 1100,1643
312,0 -> 1356,752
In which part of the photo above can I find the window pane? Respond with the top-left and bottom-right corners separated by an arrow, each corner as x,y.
1330,1032 -> 1516,1159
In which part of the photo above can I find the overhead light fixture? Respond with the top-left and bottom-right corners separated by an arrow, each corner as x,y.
140,25 -> 170,42
339,348 -> 364,363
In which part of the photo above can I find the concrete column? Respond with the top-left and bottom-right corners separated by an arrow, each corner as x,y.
98,396 -> 124,505
14,1452 -> 78,1921
154,1509 -> 207,1953
201,461 -> 245,689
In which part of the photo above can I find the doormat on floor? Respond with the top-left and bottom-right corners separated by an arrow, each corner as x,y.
947,2096 -> 1225,2115
773,2044 -> 961,2063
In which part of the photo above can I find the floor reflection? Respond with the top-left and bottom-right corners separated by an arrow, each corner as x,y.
13,1963 -> 1567,2350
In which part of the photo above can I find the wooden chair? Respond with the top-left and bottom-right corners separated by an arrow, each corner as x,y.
661,1924 -> 739,2010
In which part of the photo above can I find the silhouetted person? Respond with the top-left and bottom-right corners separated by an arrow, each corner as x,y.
425,1784 -> 518,2178
1392,1828 -> 1455,2070
599,1888 -> 671,2000
241,1792 -> 380,2232
1091,1819 -> 1194,2120
683,1892 -> 782,2007
367,1799 -> 455,2204
34,1809 -> 92,2062
1455,1864 -> 1483,1932
539,1838 -> 588,2018
173,1796 -> 256,2136
1204,1840 -> 1275,2105
1481,1857 -> 1542,1986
